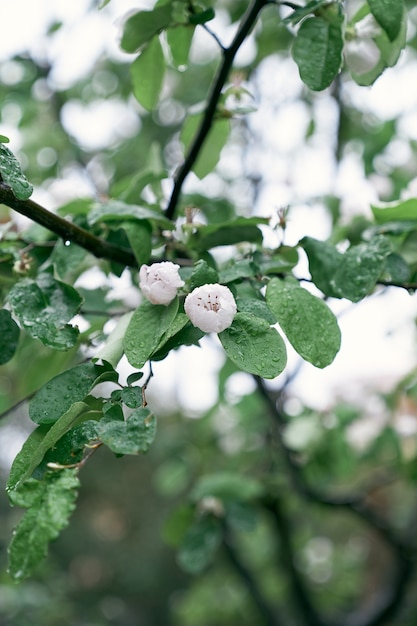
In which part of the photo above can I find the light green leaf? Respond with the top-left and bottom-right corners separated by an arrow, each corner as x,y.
219,312 -> 287,379
167,24 -> 195,69
0,143 -> 33,200
292,16 -> 344,90
266,278 -> 341,368
0,309 -> 19,365
368,0 -> 404,41
283,0 -> 329,25
131,37 -> 165,111
121,220 -> 152,266
29,361 -> 117,425
371,199 -> 417,223
180,115 -> 230,179
124,298 -> 179,368
121,5 -> 172,53
191,472 -> 263,502
7,425 -> 50,494
177,515 -> 222,575
97,408 -> 156,455
8,470 -> 80,581
7,273 -> 82,350
94,312 -> 133,368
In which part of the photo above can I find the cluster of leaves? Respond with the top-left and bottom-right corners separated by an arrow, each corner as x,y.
0,0 -> 415,610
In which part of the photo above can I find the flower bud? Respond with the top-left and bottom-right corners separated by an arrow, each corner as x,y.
184,283 -> 237,333
139,262 -> 184,305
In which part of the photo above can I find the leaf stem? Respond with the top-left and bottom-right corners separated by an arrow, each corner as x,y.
165,0 -> 269,220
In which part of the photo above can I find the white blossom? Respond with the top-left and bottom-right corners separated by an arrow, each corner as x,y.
184,283 -> 237,333
139,262 -> 184,305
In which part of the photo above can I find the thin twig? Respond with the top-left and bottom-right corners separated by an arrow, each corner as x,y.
165,0 -> 269,220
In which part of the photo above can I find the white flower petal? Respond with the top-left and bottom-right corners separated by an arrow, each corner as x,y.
139,261 -> 184,305
184,283 -> 237,333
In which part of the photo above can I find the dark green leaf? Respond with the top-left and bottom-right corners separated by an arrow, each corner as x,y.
8,470 -> 79,581
236,297 -> 277,324
97,408 -> 156,455
177,515 -> 222,574
121,5 -> 172,53
292,16 -> 343,90
0,143 -> 33,200
131,37 -> 165,111
218,259 -> 257,283
0,309 -> 19,365
8,402 -> 88,492
124,298 -> 179,368
7,273 -> 82,350
189,259 -> 219,289
192,217 -> 268,251
29,361 -> 117,425
189,7 -> 215,25
219,312 -> 287,379
266,278 -> 341,368
368,0 -> 404,41
302,236 -> 392,301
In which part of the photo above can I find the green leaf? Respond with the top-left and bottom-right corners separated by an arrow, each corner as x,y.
167,24 -> 195,69
301,236 -> 392,301
124,298 -> 179,368
0,135 -> 10,143
131,37 -> 165,111
87,199 -> 173,229
189,259 -> 219,289
218,259 -> 257,283
8,470 -> 80,581
191,472 -> 263,502
29,361 -> 117,425
180,115 -> 230,179
177,515 -> 222,574
189,7 -> 215,25
235,297 -> 277,324
331,236 -> 392,302
0,143 -> 33,200
191,217 -> 268,251
371,199 -> 417,223
94,312 -> 133,368
283,0 -> 329,25
121,220 -> 152,266
219,312 -> 287,379
121,5 -> 173,53
121,385 -> 143,409
0,309 -> 19,365
7,273 -> 82,350
7,402 -> 88,492
292,16 -> 344,90
266,278 -> 341,368
96,408 -> 156,455
368,0 -> 404,41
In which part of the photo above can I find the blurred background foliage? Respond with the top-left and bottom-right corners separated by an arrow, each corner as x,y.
2,0 -> 417,624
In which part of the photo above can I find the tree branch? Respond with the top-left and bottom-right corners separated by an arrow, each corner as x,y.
255,377 -> 415,626
165,0 -> 269,220
222,524 -> 284,626
0,183 -> 138,268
